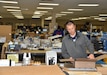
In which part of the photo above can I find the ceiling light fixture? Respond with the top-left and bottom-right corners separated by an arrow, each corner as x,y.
78,17 -> 90,20
78,4 -> 99,6
34,12 -> 41,14
94,17 -> 106,21
15,16 -> 24,19
32,15 -> 41,18
34,11 -> 48,14
0,1 -> 18,4
39,3 -> 59,6
0,16 -> 2,18
9,11 -> 22,16
45,16 -> 52,20
3,6 -> 20,9
99,19 -> 106,21
7,9 -> 21,11
68,9 -> 83,11
37,7 -> 53,9
99,14 -> 107,16
71,18 -> 80,21
61,12 -> 73,14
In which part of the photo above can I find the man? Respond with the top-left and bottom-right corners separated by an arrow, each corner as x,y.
53,25 -> 64,36
62,21 -> 95,59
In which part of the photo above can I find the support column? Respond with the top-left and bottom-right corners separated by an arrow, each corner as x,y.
41,17 -> 45,28
49,13 -> 57,34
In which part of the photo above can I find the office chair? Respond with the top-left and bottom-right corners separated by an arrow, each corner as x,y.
96,54 -> 107,61
96,54 -> 107,64
96,55 -> 107,75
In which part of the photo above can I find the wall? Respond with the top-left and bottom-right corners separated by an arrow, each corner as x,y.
0,25 -> 12,42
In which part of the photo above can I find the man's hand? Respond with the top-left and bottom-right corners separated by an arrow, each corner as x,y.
69,57 -> 73,59
87,54 -> 95,59
69,57 -> 75,63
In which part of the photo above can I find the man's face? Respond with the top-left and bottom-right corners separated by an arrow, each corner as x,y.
66,23 -> 76,35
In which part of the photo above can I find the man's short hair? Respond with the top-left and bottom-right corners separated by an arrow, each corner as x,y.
64,20 -> 75,27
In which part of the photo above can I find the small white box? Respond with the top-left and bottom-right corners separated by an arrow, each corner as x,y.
0,59 -> 9,67
45,51 -> 57,65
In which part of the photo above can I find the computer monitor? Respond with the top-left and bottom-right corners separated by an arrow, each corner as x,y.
42,28 -> 48,32
8,44 -> 21,51
8,44 -> 15,50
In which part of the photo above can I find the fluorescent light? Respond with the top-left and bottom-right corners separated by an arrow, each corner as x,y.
34,12 -> 41,14
71,17 -> 90,20
37,7 -> 53,9
7,9 -> 21,11
99,14 -> 107,16
3,6 -> 20,9
79,17 -> 87,19
34,11 -> 48,14
99,19 -> 106,21
45,16 -> 52,20
0,1 -> 18,4
15,16 -> 23,17
10,11 -> 23,17
61,12 -> 73,14
32,15 -> 41,18
78,4 -> 99,6
39,3 -> 59,6
71,18 -> 80,21
15,16 -> 24,19
0,16 -> 2,18
68,9 -> 83,11
55,14 -> 66,18
78,17 -> 90,20
94,17 -> 106,21
94,17 -> 101,20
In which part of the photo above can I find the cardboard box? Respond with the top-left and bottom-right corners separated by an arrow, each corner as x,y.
97,67 -> 107,75
75,58 -> 96,68
60,58 -> 96,68
7,54 -> 19,63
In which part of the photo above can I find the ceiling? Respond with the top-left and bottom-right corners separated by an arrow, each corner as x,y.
0,0 -> 107,21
